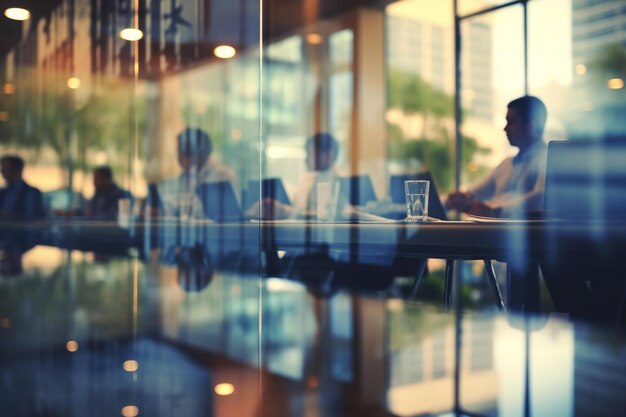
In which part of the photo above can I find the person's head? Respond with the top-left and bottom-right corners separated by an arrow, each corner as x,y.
93,166 -> 114,193
305,133 -> 339,172
0,155 -> 25,184
177,128 -> 213,173
504,95 -> 547,150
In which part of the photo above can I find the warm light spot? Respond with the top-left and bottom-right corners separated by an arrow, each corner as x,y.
67,77 -> 81,89
214,45 -> 236,59
119,28 -> 144,41
4,8 -> 30,21
121,405 -> 139,417
608,78 -> 624,90
307,376 -> 319,388
230,128 -> 242,141
467,161 -> 479,172
306,33 -> 323,45
575,64 -> 586,75
0,317 -> 11,328
123,360 -> 139,372
0,112 -> 9,122
214,383 -> 235,396
3,83 -> 15,94
66,340 -> 79,352
386,299 -> 404,312
195,103 -> 206,114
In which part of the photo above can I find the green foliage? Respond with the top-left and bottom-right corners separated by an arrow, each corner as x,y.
586,43 -> 626,78
386,68 -> 490,193
387,68 -> 454,117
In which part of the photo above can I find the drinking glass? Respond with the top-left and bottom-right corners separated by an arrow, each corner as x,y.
404,180 -> 430,222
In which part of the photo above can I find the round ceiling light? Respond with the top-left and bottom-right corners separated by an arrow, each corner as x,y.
119,28 -> 144,41
214,45 -> 236,59
4,8 -> 30,21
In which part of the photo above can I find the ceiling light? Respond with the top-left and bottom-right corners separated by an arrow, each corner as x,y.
3,83 -> 15,94
214,383 -> 235,396
575,64 -> 586,76
214,45 -> 236,59
608,78 -> 624,90
4,8 -> 30,21
121,405 -> 139,417
119,28 -> 143,41
66,340 -> 79,352
123,360 -> 139,372
67,77 -> 81,89
306,33 -> 323,45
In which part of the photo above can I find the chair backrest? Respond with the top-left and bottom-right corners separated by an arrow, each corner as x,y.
337,175 -> 377,206
390,172 -> 448,220
196,181 -> 244,221
244,178 -> 290,210
544,137 -> 626,221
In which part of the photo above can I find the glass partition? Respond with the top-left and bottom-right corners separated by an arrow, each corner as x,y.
2,1 -> 626,416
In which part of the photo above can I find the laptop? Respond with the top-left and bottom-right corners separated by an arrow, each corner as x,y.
195,181 -> 245,222
244,178 -> 291,210
390,172 -> 448,220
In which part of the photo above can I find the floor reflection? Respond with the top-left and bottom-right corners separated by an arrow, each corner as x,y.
1,246 -> 626,416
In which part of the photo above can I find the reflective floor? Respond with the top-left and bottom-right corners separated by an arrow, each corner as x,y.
1,246 -> 626,417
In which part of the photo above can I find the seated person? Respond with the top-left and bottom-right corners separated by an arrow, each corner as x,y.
251,132 -> 341,219
83,166 -> 132,220
446,95 -> 548,218
158,127 -> 238,219
0,155 -> 46,221
0,155 -> 46,274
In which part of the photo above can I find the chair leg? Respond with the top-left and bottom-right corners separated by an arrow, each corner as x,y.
409,259 -> 428,300
444,259 -> 454,310
484,259 -> 506,312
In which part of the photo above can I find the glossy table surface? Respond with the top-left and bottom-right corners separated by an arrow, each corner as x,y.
1,237 -> 626,417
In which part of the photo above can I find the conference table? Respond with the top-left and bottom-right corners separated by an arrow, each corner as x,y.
3,217 -> 625,315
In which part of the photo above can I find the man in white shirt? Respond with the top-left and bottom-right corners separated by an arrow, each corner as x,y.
447,95 -> 548,218
253,133 -> 340,219
158,127 -> 238,219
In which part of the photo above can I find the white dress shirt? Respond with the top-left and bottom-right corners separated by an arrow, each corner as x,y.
469,142 -> 547,217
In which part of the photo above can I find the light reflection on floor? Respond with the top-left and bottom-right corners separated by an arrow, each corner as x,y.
1,246 -> 625,416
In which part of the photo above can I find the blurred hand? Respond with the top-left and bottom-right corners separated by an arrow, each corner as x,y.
248,198 -> 291,220
446,191 -> 473,212
466,201 -> 496,217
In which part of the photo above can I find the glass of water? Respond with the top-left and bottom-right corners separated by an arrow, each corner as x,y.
404,180 -> 430,222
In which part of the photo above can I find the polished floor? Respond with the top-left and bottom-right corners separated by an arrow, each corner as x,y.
1,246 -> 625,417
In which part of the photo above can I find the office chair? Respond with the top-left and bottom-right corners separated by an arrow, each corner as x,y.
541,137 -> 626,326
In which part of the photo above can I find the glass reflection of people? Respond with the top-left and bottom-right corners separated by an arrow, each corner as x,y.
0,155 -> 46,221
252,133 -> 340,219
446,96 -> 548,218
0,155 -> 46,274
158,127 -> 238,219
83,166 -> 132,220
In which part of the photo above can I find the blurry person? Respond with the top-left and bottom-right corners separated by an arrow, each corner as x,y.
83,165 -> 132,220
446,95 -> 548,218
252,132 -> 340,219
158,127 -> 238,219
0,155 -> 46,221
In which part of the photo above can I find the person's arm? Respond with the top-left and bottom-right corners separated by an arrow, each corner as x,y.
491,169 -> 546,217
445,161 -> 502,213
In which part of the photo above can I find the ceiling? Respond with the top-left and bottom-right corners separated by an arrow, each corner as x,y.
0,0 -> 395,62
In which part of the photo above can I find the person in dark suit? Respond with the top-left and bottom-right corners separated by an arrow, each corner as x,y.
83,165 -> 132,220
0,155 -> 46,274
0,155 -> 46,221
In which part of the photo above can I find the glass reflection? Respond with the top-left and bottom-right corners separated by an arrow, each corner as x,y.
1,0 -> 626,416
